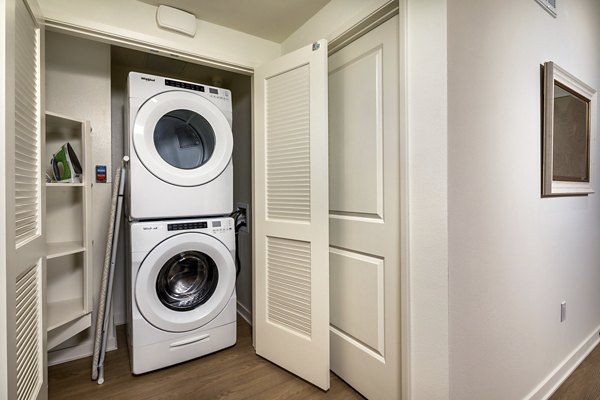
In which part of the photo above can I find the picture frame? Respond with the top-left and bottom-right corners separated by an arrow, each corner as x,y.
542,61 -> 597,197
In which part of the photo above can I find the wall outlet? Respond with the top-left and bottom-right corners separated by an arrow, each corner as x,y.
236,202 -> 250,233
560,301 -> 567,322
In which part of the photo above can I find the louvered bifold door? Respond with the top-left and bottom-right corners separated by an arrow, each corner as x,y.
14,0 -> 41,246
253,40 -> 330,390
2,0 -> 47,399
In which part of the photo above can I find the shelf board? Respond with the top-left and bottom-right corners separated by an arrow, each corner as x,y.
47,241 -> 85,259
46,111 -> 85,131
47,297 -> 89,331
47,312 -> 92,351
46,182 -> 84,187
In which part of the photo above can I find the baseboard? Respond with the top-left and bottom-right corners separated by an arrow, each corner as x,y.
114,310 -> 126,326
526,325 -> 600,399
237,301 -> 252,326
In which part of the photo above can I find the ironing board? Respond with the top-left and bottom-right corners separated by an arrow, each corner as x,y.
92,156 -> 128,384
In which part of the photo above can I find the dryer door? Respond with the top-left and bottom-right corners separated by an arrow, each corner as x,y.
133,91 -> 233,187
135,232 -> 235,332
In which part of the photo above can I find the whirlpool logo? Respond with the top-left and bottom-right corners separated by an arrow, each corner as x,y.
141,76 -> 155,82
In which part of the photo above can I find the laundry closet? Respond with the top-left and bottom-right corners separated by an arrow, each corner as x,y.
44,27 -> 254,362
3,1 -> 404,399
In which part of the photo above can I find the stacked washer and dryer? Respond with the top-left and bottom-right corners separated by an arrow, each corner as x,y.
125,72 -> 237,374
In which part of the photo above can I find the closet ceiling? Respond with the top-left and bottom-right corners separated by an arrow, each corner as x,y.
135,0 -> 331,42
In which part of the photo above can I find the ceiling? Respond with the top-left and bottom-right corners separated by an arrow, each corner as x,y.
136,0 -> 331,42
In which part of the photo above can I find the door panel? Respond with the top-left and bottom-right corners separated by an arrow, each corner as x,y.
329,16 -> 401,400
2,0 -> 47,399
254,40 -> 330,390
330,247 -> 384,354
329,48 -> 383,218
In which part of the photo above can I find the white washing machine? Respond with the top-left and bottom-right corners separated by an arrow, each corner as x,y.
126,217 -> 237,374
126,71 -> 233,220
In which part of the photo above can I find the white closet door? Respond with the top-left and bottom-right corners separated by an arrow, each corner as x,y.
253,40 -> 330,390
328,16 -> 401,399
1,0 -> 47,399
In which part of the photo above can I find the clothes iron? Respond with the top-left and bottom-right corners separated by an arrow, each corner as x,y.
51,142 -> 82,183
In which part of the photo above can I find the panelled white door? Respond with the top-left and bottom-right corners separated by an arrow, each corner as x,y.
1,0 -> 47,400
253,40 -> 330,390
328,16 -> 401,399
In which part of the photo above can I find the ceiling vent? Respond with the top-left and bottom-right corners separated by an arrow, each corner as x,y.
535,0 -> 557,18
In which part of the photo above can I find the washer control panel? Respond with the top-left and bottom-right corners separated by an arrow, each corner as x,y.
131,217 -> 235,253
168,221 -> 208,231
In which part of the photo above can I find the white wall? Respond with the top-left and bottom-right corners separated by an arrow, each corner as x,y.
448,0 -> 600,399
38,0 -> 280,70
406,0 -> 449,398
45,31 -> 113,357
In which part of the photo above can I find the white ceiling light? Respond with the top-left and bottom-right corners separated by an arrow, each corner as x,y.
156,5 -> 197,37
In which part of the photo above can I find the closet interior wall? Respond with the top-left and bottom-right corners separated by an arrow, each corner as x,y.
45,30 -> 116,364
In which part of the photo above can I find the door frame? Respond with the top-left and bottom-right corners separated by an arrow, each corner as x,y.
35,0 -> 413,398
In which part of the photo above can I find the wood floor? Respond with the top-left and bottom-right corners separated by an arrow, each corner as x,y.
550,342 -> 600,400
48,319 -> 364,400
49,319 -> 600,400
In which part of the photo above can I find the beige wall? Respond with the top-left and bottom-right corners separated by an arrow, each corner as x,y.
38,0 -> 280,70
281,0 -> 391,53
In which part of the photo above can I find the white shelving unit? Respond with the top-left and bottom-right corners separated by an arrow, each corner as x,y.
45,111 -> 93,351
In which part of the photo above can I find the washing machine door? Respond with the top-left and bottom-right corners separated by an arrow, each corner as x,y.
135,232 -> 235,332
133,90 -> 233,187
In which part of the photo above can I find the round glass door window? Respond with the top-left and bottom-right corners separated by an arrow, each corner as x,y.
153,109 -> 216,170
156,250 -> 219,311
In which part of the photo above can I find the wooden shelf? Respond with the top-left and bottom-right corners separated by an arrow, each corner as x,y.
45,111 -> 93,353
47,297 -> 88,331
47,309 -> 92,351
46,182 -> 84,187
47,241 -> 85,259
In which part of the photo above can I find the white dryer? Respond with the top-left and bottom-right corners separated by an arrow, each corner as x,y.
126,71 -> 233,220
126,217 -> 237,374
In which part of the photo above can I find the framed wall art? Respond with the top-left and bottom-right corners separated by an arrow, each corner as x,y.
542,61 -> 597,196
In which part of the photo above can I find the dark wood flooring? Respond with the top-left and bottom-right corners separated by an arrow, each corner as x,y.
48,319 -> 364,400
550,342 -> 600,400
50,319 -> 600,400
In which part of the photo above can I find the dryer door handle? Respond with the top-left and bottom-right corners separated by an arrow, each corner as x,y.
170,334 -> 210,348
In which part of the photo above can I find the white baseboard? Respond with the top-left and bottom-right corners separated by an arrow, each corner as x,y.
237,301 -> 252,326
114,310 -> 126,326
526,325 -> 600,399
